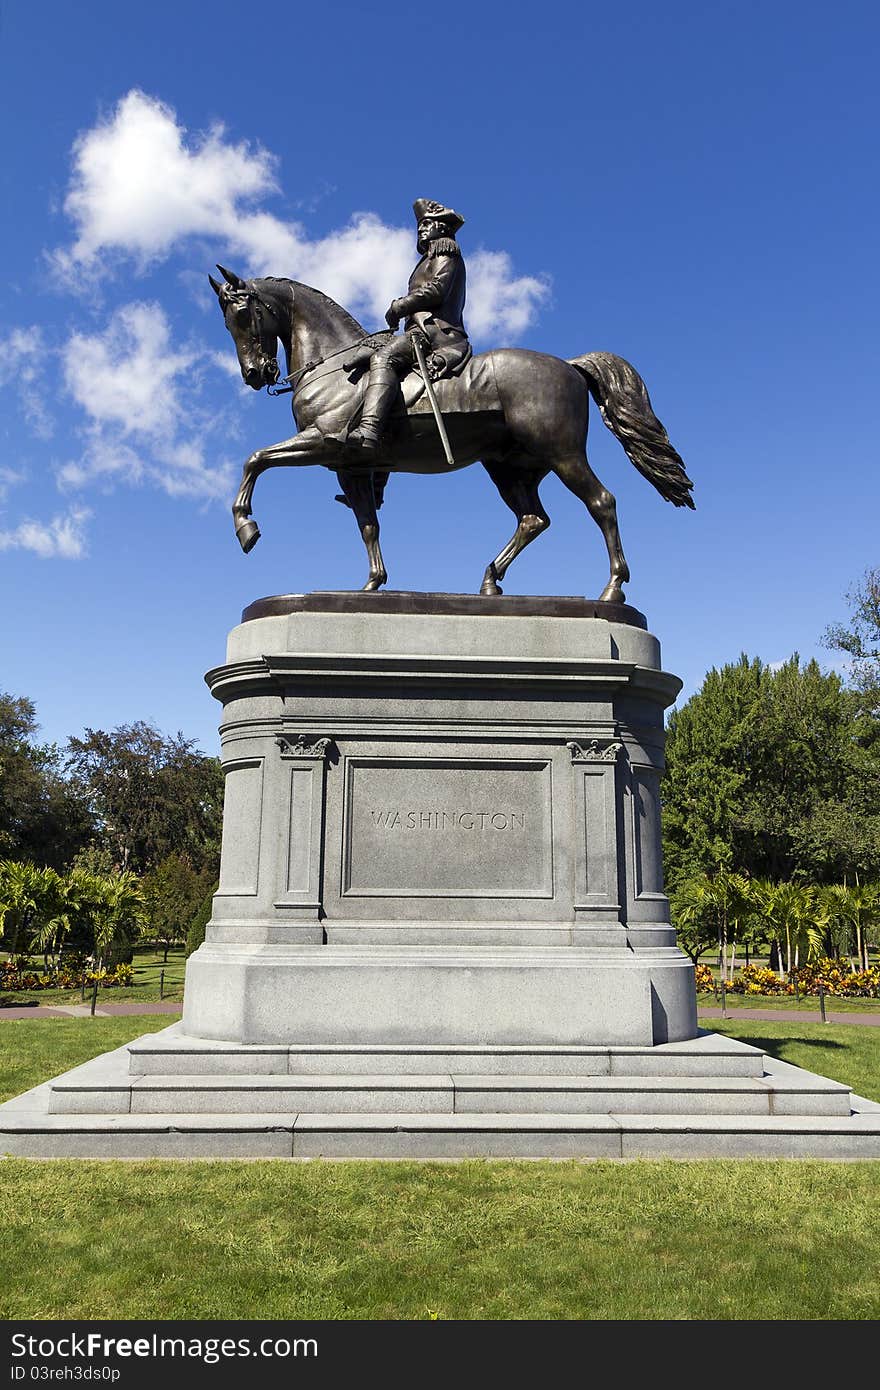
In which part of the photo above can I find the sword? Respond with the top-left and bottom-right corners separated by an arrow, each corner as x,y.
409,328 -> 455,467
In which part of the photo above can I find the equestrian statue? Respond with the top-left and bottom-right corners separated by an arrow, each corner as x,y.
210,197 -> 694,601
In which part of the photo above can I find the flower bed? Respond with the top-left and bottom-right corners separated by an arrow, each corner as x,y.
694,959 -> 880,998
1,958 -> 134,991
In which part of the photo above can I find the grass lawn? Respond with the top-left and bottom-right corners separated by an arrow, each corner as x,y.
0,1016 -> 173,1103
697,992 -> 880,1015
0,946 -> 187,1006
700,1015 -> 880,1102
0,1014 -> 879,1319
0,1157 -> 878,1319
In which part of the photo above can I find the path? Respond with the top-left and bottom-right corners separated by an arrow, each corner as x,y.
1,1001 -> 878,1026
0,1001 -> 183,1020
698,1006 -> 880,1027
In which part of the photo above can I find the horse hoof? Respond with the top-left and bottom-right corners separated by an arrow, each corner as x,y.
480,579 -> 502,596
598,582 -> 625,604
236,520 -> 261,554
362,574 -> 387,592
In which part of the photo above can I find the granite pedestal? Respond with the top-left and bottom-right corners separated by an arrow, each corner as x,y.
184,593 -> 696,1048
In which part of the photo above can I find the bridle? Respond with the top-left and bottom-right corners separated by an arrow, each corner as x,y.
228,278 -> 394,397
236,282 -> 285,386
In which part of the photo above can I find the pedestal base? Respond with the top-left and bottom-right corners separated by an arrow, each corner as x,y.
182,943 -> 698,1046
189,592 -> 694,1051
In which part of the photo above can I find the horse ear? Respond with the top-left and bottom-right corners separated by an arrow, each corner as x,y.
216,263 -> 246,290
208,273 -> 223,297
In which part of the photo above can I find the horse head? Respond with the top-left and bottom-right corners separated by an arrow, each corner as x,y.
209,265 -> 284,390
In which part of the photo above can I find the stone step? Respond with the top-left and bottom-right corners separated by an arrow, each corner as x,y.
5,1027 -> 877,1159
3,1107 -> 880,1160
127,1027 -> 767,1078
48,1067 -> 853,1118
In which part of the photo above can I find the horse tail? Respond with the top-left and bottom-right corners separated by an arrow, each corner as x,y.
568,351 -> 695,509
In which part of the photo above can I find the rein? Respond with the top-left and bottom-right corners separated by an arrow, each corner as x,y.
238,278 -> 394,397
266,328 -> 395,397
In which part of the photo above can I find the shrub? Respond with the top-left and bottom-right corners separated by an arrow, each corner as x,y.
185,886 -> 215,958
729,964 -> 792,996
728,959 -> 880,998
793,959 -> 880,998
0,958 -> 134,992
693,963 -> 715,992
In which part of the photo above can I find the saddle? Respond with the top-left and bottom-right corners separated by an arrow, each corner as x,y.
332,351 -> 502,512
342,340 -> 491,440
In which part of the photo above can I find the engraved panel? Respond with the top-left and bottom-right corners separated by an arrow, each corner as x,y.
582,768 -> 609,898
633,767 -> 663,896
218,759 -> 263,896
286,765 -> 314,893
343,759 -> 552,898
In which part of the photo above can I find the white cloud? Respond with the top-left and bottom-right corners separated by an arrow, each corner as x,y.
151,438 -> 235,501
0,506 -> 90,559
56,435 -> 145,492
210,349 -> 248,380
57,300 -> 234,503
0,326 -> 56,439
0,466 -> 25,501
56,90 -> 277,274
62,301 -> 192,438
296,215 -> 414,325
53,90 -> 549,341
467,251 -> 551,340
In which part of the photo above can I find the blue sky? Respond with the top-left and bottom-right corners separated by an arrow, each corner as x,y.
1,0 -> 877,754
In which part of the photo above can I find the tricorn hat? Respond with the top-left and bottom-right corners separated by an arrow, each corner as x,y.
412,198 -> 465,233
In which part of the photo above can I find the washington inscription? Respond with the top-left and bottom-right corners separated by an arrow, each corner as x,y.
343,760 -> 551,898
369,809 -> 526,832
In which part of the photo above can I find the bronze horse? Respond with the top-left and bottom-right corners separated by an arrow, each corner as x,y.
210,267 -> 693,600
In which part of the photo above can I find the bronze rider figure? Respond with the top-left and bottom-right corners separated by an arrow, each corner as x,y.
346,198 -> 471,454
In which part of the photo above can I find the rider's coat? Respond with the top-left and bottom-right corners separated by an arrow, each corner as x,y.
394,238 -> 471,379
399,239 -> 465,333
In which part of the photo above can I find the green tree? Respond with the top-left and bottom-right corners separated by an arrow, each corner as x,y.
141,853 -> 213,961
66,870 -> 146,970
823,567 -> 880,690
669,876 -> 718,967
815,569 -> 880,876
662,657 -> 761,888
65,722 -> 222,875
0,694 -> 92,869
663,655 -> 877,886
669,867 -> 750,981
185,885 -> 216,958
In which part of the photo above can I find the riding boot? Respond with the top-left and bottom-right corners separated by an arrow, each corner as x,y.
347,366 -> 399,453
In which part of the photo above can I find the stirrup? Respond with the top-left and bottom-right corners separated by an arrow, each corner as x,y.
345,425 -> 381,454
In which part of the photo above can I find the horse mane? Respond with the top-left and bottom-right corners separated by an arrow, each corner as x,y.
254,276 -> 366,338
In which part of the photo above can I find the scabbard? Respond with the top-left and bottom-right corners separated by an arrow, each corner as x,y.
409,331 -> 455,467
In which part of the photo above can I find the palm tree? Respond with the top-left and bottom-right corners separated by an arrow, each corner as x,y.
0,861 -> 64,959
750,880 -> 822,978
820,882 -> 880,972
673,867 -> 751,982
31,868 -> 100,968
669,877 -> 716,966
85,870 -> 145,970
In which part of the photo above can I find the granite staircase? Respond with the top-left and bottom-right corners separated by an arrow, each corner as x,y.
2,1023 -> 879,1158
